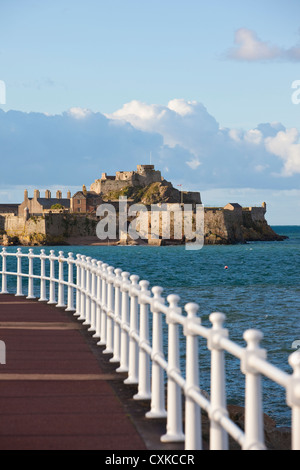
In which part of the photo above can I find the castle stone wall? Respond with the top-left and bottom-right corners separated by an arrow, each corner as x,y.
5,215 -> 46,237
90,165 -> 162,195
249,207 -> 266,222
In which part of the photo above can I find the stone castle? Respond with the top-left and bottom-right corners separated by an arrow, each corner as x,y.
90,164 -> 163,194
0,164 -> 286,246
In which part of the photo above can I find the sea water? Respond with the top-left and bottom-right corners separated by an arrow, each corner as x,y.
2,226 -> 299,426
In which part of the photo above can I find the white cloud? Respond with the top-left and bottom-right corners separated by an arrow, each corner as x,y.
227,28 -> 300,62
0,101 -> 300,204
107,99 -> 219,157
68,107 -> 92,119
167,98 -> 196,116
244,129 -> 263,145
255,164 -> 269,173
186,158 -> 202,170
265,128 -> 300,176
106,99 -> 300,184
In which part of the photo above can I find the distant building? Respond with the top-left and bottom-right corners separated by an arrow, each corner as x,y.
71,188 -> 103,214
90,164 -> 202,205
18,189 -> 71,216
224,203 -> 242,211
90,164 -> 163,195
0,204 -> 19,216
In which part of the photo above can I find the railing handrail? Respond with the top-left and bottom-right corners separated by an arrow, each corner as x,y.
0,247 -> 299,450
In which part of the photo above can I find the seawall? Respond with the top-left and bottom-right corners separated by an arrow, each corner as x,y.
0,206 -> 286,246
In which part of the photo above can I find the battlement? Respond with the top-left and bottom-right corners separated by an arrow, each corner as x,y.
91,164 -> 162,195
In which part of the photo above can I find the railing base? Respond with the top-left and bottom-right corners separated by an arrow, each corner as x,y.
161,432 -> 185,443
116,366 -> 129,374
133,392 -> 151,401
124,377 -> 139,385
103,348 -> 114,355
109,357 -> 120,364
145,410 -> 167,419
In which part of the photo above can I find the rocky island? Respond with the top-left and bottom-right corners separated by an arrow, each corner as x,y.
0,164 -> 287,246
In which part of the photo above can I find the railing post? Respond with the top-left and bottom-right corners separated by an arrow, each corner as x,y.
110,268 -> 122,363
146,286 -> 167,419
39,249 -> 47,302
74,254 -> 82,317
241,329 -> 267,450
57,251 -> 66,308
116,272 -> 130,374
161,294 -> 185,443
97,263 -> 108,346
287,352 -> 300,450
16,248 -> 24,297
78,255 -> 86,321
1,247 -> 8,294
103,266 -> 115,355
83,257 -> 92,325
93,261 -> 102,340
89,259 -> 97,332
27,249 -> 35,299
134,280 -> 151,401
124,274 -> 140,385
184,303 -> 202,450
47,250 -> 56,305
66,252 -> 75,312
208,312 -> 229,450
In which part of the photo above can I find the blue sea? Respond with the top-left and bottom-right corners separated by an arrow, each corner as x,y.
2,225 -> 300,427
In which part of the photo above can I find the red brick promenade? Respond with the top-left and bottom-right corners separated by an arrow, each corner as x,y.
0,294 -> 147,450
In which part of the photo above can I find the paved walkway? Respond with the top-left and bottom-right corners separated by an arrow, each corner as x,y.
0,294 -> 147,450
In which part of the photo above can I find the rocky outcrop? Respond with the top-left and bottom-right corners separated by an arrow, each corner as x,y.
204,207 -> 287,245
102,180 -> 201,205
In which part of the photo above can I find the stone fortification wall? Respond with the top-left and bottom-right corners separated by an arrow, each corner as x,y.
247,206 -> 266,222
5,215 -> 46,237
204,208 -> 230,244
90,178 -> 128,195
0,216 -> 5,231
45,214 -> 97,238
1,214 -> 98,245
0,203 -> 285,246
90,166 -> 162,195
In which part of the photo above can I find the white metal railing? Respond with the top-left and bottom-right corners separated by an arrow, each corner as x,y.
0,247 -> 299,450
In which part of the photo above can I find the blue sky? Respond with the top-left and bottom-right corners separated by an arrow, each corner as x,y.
0,0 -> 300,224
